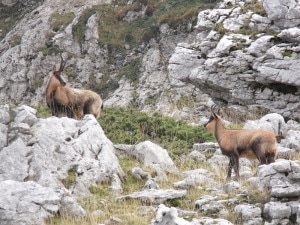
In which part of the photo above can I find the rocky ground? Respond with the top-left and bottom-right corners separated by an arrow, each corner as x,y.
0,104 -> 299,225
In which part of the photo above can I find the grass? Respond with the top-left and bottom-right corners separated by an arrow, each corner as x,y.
51,12 -> 75,32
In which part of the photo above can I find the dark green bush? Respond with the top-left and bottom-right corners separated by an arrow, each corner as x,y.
99,107 -> 214,158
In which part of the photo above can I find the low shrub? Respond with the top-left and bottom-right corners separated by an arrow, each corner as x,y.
99,107 -> 214,158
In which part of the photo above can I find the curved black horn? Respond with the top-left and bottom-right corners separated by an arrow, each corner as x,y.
59,54 -> 66,72
211,104 -> 220,116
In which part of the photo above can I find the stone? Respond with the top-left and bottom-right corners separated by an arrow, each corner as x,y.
151,204 -> 190,225
133,141 -> 178,174
0,180 -> 62,225
117,189 -> 187,205
263,202 -> 291,220
234,204 -> 262,223
278,27 -> 300,43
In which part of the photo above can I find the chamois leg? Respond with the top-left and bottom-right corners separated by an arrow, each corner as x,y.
266,152 -> 275,164
232,153 -> 240,180
227,154 -> 239,180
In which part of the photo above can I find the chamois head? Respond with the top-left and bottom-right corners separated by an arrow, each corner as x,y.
52,55 -> 67,86
204,105 -> 221,133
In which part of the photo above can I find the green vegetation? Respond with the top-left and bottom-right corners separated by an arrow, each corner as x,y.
0,3 -> 21,41
117,57 -> 141,83
213,22 -> 227,35
242,0 -> 267,16
34,105 -> 51,118
99,107 -> 214,158
51,12 -> 75,32
62,168 -> 77,189
37,45 -> 64,56
72,0 -> 216,50
282,50 -> 293,57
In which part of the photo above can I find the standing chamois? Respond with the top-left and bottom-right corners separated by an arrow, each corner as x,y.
204,105 -> 278,180
45,56 -> 103,119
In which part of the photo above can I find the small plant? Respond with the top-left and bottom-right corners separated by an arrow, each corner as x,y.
62,168 -> 77,189
213,22 -> 227,35
34,105 -> 51,118
282,50 -> 293,57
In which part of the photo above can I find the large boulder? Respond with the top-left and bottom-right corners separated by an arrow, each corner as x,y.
0,105 -> 124,224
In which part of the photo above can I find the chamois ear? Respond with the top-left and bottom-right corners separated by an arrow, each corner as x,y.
52,65 -> 57,72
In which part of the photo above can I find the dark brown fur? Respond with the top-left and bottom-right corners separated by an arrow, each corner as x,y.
204,106 -> 277,180
45,58 -> 103,119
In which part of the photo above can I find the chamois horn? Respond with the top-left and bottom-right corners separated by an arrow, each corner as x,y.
58,54 -> 66,72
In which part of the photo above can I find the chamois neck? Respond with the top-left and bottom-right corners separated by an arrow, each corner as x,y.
46,74 -> 62,98
214,118 -> 226,141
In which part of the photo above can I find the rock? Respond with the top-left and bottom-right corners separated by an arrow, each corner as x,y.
59,196 -> 86,218
193,142 -> 218,153
151,204 -> 190,225
243,113 -> 287,136
194,217 -> 234,225
132,141 -> 178,174
263,202 -> 291,222
278,27 -> 300,43
131,167 -> 151,180
195,195 -> 216,209
271,184 -> 300,198
186,150 -> 206,161
174,169 -> 215,189
0,105 -> 125,224
117,189 -> 187,205
223,181 -> 241,193
0,138 -> 31,182
0,180 -> 62,225
234,204 -> 262,225
0,104 -> 10,125
277,146 -> 295,160
0,123 -> 7,149
262,0 -> 300,29
143,178 -> 160,190
170,0 -> 300,121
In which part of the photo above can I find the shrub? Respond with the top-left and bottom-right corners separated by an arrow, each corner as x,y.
117,57 -> 141,83
99,107 -> 214,158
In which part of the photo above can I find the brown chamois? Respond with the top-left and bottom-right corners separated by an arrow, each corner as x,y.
204,105 -> 278,180
45,56 -> 103,119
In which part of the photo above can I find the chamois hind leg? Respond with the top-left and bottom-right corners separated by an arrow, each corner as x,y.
251,138 -> 267,165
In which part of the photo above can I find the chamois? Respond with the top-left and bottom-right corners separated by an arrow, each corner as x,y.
204,105 -> 277,180
45,56 -> 103,119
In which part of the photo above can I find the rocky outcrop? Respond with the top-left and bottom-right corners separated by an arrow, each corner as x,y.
0,104 -> 124,224
169,0 -> 300,121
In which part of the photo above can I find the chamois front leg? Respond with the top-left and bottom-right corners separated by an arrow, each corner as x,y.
227,153 -> 239,181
